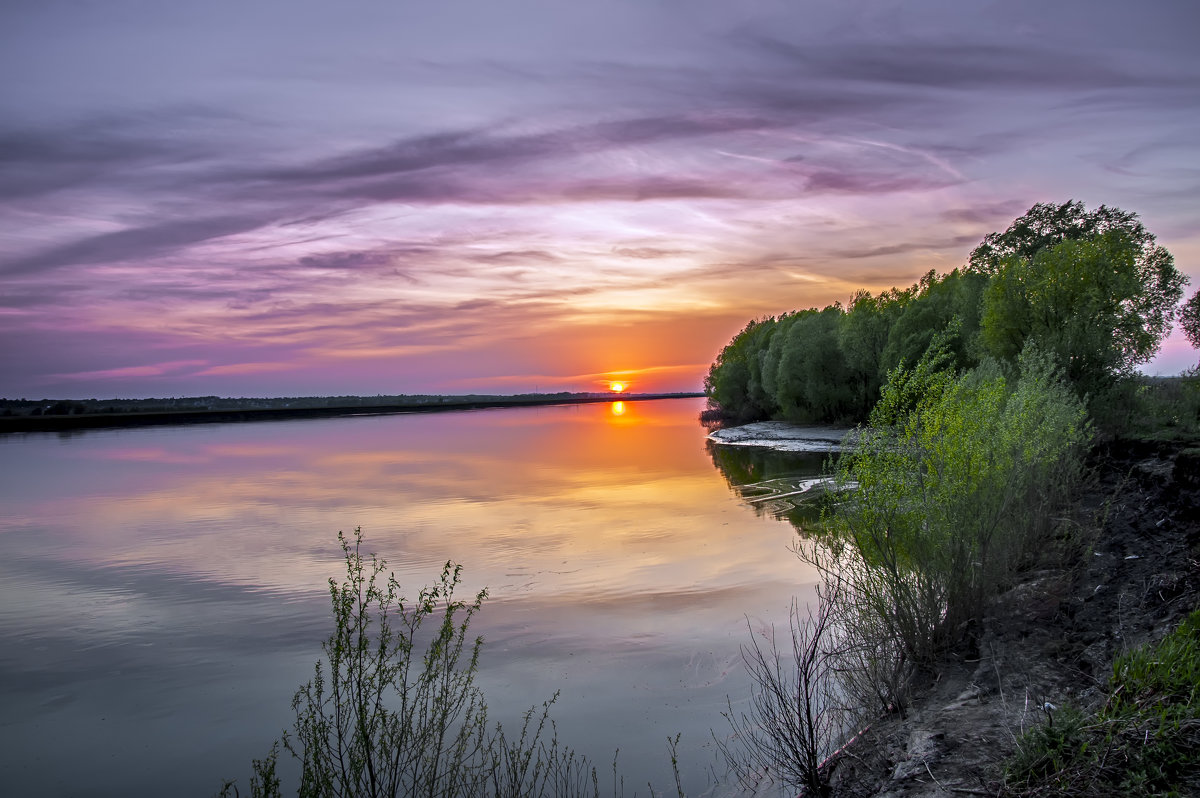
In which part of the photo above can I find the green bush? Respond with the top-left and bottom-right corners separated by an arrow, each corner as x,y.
812,344 -> 1088,712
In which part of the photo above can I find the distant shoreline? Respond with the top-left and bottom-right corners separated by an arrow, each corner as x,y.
0,392 -> 704,434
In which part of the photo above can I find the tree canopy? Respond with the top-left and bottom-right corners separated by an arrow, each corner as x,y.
1181,290 -> 1200,351
705,201 -> 1187,424
967,200 -> 1155,275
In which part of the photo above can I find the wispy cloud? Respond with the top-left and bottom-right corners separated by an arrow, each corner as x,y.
49,360 -> 209,382
2,1 -> 1198,396
193,362 -> 296,377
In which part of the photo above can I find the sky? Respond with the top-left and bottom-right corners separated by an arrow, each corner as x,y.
2,1 -> 1199,399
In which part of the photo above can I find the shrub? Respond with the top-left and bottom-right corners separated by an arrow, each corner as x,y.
220,529 -> 614,798
811,344 -> 1088,711
717,591 -> 852,797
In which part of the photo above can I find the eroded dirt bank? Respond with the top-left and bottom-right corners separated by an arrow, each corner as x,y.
827,438 -> 1200,797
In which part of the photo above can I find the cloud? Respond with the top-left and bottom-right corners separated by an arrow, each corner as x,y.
448,362 -> 710,390
248,113 -> 776,189
2,214 -> 270,276
801,168 -> 958,195
3,2 -> 1198,399
296,251 -> 395,270
613,247 -> 690,259
940,200 -> 1033,225
825,233 -> 984,261
749,36 -> 1182,93
49,360 -> 209,381
193,362 -> 296,376
0,128 -> 190,202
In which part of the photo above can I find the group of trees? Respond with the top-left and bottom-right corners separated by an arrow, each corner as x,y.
706,201 -> 1189,423
703,201 -> 1194,794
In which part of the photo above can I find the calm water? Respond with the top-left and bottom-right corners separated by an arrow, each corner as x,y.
0,398 -> 824,796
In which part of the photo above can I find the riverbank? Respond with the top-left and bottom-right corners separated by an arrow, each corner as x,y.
827,436 -> 1200,796
709,421 -> 1200,794
0,391 -> 701,434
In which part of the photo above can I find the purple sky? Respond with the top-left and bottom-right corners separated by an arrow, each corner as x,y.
2,1 -> 1198,398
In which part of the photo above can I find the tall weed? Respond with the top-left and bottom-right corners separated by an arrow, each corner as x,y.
221,529 -> 616,798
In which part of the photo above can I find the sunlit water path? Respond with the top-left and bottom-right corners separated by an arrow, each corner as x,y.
0,398 -> 825,796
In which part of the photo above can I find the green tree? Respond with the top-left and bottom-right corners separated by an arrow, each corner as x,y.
879,269 -> 987,378
820,345 -> 1088,699
704,317 -> 780,421
759,311 -> 798,409
980,229 -> 1186,396
1180,289 -> 1200,349
967,200 -> 1155,276
838,289 -> 905,420
771,306 -> 855,423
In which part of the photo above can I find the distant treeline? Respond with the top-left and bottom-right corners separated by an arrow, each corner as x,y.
0,391 -> 703,433
705,201 -> 1189,424
0,392 -> 598,418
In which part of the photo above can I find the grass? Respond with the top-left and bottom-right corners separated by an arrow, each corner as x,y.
1005,608 -> 1200,796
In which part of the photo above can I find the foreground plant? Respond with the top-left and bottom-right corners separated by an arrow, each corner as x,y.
717,587 -> 852,798
220,529 -> 614,798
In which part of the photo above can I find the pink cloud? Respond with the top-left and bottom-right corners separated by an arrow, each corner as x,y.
194,362 -> 297,377
49,360 -> 209,381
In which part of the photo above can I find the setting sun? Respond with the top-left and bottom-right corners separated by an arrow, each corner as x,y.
609,381 -> 627,393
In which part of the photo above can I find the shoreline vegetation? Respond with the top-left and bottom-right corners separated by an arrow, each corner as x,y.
0,391 -> 702,434
696,201 -> 1200,796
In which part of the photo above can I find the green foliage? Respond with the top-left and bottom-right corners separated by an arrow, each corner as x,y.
704,200 -> 1184,424
1005,705 -> 1093,791
1180,289 -> 1200,350
820,345 -> 1088,691
838,290 -> 902,419
968,200 -> 1155,276
981,230 -> 1186,398
1109,609 -> 1200,716
771,308 -> 856,423
704,317 -> 780,422
282,530 -> 489,798
867,327 -> 957,428
1087,375 -> 1200,438
1006,609 -> 1200,795
879,269 -> 986,378
223,529 -> 614,798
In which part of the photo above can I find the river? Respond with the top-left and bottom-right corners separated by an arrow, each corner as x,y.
0,397 -> 829,796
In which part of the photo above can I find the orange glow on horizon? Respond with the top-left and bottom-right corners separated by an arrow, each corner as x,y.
609,381 -> 627,393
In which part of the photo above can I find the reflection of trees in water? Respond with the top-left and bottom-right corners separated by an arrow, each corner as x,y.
705,440 -> 840,534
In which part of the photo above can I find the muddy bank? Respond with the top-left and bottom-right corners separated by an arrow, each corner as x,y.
826,437 -> 1200,797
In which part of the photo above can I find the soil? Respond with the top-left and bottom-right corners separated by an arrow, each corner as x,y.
824,437 -> 1200,797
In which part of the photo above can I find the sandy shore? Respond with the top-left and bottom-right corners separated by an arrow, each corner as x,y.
706,421 -> 856,452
